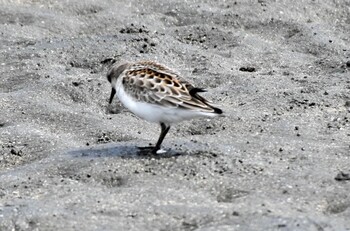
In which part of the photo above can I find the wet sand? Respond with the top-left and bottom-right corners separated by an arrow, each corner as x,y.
0,0 -> 349,230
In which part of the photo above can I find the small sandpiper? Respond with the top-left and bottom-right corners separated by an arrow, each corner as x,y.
107,60 -> 223,154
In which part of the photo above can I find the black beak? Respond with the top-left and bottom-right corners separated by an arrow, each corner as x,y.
109,88 -> 116,104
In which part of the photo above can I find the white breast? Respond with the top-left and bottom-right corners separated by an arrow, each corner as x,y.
115,78 -> 216,125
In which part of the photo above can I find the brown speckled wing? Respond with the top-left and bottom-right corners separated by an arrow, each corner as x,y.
121,62 -> 216,113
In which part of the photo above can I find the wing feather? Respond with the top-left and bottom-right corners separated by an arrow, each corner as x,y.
121,61 -> 217,113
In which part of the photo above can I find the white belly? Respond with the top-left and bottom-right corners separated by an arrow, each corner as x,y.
116,84 -> 209,124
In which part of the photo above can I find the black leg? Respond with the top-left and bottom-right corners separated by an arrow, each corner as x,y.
152,123 -> 171,153
137,123 -> 171,154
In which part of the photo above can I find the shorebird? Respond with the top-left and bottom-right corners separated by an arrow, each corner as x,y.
107,60 -> 223,153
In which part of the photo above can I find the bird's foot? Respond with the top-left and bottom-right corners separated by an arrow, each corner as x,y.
137,146 -> 159,155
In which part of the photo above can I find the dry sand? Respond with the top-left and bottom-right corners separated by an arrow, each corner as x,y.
0,0 -> 350,230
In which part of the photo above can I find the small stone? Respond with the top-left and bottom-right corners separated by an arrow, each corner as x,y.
335,171 -> 350,181
10,149 -> 22,156
232,211 -> 239,216
239,67 -> 256,72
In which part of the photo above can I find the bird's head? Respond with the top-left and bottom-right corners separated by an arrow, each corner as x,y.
106,62 -> 130,104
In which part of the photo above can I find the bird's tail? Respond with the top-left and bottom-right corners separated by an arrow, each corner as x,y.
189,87 -> 224,116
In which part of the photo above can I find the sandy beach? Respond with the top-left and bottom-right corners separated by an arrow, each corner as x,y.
0,0 -> 349,230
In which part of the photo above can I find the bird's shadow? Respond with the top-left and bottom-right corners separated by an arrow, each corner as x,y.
67,143 -> 190,160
